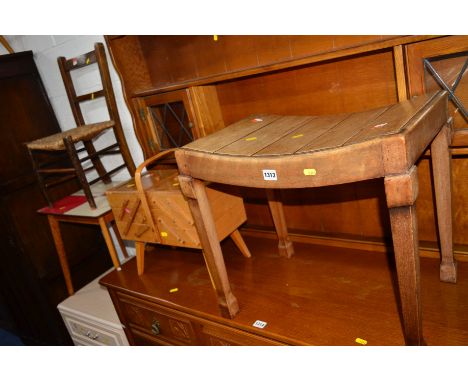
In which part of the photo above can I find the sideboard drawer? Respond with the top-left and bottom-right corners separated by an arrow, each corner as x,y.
201,321 -> 285,346
118,294 -> 198,345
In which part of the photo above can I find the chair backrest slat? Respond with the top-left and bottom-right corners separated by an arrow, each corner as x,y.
75,89 -> 105,103
63,50 -> 97,71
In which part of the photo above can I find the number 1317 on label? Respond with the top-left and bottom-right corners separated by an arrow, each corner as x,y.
262,169 -> 277,181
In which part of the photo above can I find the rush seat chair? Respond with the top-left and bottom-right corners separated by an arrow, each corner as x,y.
26,42 -> 135,209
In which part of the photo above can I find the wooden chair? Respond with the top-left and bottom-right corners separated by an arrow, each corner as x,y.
106,149 -> 252,275
26,42 -> 135,209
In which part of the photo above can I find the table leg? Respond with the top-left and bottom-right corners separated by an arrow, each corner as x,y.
135,241 -> 146,276
98,216 -> 121,271
431,123 -> 457,283
112,220 -> 129,259
266,189 -> 294,258
47,215 -> 74,296
179,175 -> 239,318
384,166 -> 423,345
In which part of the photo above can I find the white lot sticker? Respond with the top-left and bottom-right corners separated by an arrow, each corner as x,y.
253,320 -> 267,329
262,169 -> 277,181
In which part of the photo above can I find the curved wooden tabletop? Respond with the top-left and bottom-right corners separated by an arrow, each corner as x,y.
176,91 -> 448,188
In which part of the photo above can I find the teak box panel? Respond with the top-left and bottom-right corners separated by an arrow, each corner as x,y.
106,169 -> 247,248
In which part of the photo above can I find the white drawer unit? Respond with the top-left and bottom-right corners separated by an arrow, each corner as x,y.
57,269 -> 129,346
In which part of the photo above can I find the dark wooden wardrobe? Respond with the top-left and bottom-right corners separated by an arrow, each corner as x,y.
0,51 -> 112,345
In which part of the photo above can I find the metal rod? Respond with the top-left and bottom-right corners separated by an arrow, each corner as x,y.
150,107 -> 179,148
166,103 -> 193,142
452,58 -> 468,92
424,59 -> 468,119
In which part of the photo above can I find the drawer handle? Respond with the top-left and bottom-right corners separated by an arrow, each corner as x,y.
151,320 -> 161,335
85,331 -> 100,340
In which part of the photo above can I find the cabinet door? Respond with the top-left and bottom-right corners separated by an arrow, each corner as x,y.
406,36 -> 468,247
134,86 -> 225,158
134,89 -> 197,158
406,35 -> 468,130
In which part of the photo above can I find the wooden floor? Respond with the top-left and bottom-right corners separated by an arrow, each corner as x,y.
102,235 -> 468,345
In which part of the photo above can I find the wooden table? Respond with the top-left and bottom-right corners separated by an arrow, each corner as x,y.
39,181 -> 129,295
175,91 -> 456,345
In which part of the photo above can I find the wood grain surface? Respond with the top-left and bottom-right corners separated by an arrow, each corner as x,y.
100,236 -> 468,345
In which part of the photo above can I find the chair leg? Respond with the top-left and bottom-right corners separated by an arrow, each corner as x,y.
27,147 -> 54,207
430,123 -> 457,283
63,136 -> 96,209
83,140 -> 111,184
94,42 -> 136,176
112,126 -> 136,177
230,229 -> 252,258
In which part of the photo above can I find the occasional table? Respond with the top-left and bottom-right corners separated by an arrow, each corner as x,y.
39,181 -> 129,295
175,91 -> 456,345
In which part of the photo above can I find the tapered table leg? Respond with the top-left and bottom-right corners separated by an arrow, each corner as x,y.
113,221 -> 129,259
98,216 -> 121,271
47,215 -> 74,296
266,189 -> 294,258
384,166 -> 423,345
179,175 -> 239,318
135,241 -> 146,276
431,123 -> 457,283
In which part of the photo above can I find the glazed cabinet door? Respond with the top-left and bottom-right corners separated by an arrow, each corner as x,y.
405,36 -> 468,248
133,86 -> 225,158
406,35 -> 468,131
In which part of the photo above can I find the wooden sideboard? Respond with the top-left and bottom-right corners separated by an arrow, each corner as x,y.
100,236 -> 468,345
105,35 -> 468,261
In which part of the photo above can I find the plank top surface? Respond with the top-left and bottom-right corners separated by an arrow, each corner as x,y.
183,92 -> 436,158
100,236 -> 468,345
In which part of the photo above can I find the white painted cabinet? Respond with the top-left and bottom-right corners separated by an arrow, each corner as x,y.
57,270 -> 129,346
